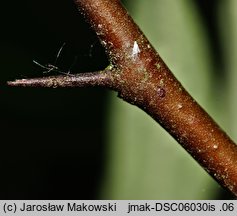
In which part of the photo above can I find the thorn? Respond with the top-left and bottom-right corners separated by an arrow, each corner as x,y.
7,71 -> 113,88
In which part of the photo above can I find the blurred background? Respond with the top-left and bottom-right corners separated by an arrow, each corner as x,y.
0,0 -> 236,199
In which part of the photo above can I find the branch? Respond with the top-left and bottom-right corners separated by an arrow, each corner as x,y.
8,0 -> 237,196
8,69 -> 114,88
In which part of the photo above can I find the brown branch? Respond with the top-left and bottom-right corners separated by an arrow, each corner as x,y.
8,0 -> 237,196
8,69 -> 114,88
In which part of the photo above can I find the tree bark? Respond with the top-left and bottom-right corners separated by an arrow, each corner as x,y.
8,0 -> 237,196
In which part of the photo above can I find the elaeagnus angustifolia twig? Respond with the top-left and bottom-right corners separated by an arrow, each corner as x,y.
8,0 -> 237,196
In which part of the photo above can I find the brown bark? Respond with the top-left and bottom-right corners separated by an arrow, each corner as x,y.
8,0 -> 237,196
